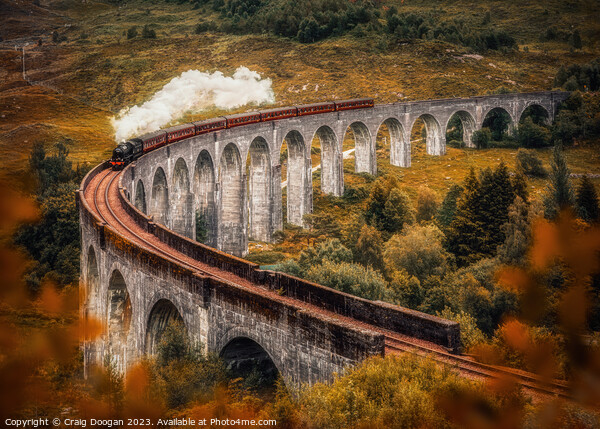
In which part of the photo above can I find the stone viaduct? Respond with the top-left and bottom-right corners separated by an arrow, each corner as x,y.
79,91 -> 569,386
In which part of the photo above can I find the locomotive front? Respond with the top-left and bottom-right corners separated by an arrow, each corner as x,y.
110,142 -> 133,169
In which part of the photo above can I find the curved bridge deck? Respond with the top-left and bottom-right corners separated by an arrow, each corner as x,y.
80,162 -> 570,399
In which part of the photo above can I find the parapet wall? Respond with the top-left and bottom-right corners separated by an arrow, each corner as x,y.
117,163 -> 461,352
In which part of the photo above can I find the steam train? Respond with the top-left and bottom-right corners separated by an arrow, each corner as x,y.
110,98 -> 374,168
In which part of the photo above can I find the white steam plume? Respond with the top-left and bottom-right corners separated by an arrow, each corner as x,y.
111,67 -> 275,142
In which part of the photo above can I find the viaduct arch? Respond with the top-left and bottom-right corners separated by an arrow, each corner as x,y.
80,91 -> 567,386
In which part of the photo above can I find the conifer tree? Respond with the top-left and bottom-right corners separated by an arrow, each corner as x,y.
575,175 -> 600,223
488,161 -> 515,249
382,188 -> 415,233
511,171 -> 529,204
477,167 -> 496,255
543,144 -> 574,219
446,168 -> 485,266
497,196 -> 531,265
436,183 -> 463,228
364,176 -> 391,229
446,163 -> 517,266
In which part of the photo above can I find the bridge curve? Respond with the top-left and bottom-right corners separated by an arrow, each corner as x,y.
79,91 -> 571,395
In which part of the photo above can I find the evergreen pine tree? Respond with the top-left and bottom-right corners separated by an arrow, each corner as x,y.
575,175 -> 600,223
382,188 -> 415,234
543,144 -> 574,219
446,168 -> 485,266
511,171 -> 529,204
570,29 -> 582,50
488,161 -> 515,249
436,183 -> 463,228
477,167 -> 496,255
364,177 -> 390,229
497,196 -> 531,264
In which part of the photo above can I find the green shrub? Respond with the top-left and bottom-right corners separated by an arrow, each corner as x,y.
472,128 -> 491,149
438,307 -> 486,351
306,260 -> 387,301
245,251 -> 286,265
142,25 -> 157,39
517,117 -> 551,148
153,321 -> 229,408
383,224 -> 449,284
515,148 -> 547,178
298,354 -> 496,429
127,26 -> 138,39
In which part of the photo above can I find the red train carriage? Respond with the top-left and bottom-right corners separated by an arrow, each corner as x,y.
165,123 -> 195,143
334,98 -> 374,111
296,102 -> 336,116
193,117 -> 227,135
259,107 -> 298,122
140,130 -> 168,153
225,112 -> 261,128
110,98 -> 376,168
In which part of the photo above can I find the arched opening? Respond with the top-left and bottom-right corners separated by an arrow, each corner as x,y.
219,143 -> 245,256
86,246 -> 99,314
193,150 -> 216,246
246,137 -> 272,242
411,114 -> 443,157
145,299 -> 185,356
151,167 -> 169,227
344,122 -> 374,175
376,118 -> 408,170
134,180 -> 147,214
281,130 -> 308,226
172,158 -> 192,238
519,104 -> 550,125
446,111 -> 477,148
482,107 -> 514,142
220,337 -> 280,390
312,126 -> 341,195
107,270 -> 132,370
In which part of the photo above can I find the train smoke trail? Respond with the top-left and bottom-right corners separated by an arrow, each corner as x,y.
111,67 -> 275,142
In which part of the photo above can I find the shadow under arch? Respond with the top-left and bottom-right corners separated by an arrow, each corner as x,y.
220,336 -> 281,388
446,110 -> 477,148
194,150 -> 217,246
281,130 -> 309,226
411,114 -> 444,156
481,107 -> 515,141
376,117 -> 408,168
219,143 -> 245,256
134,179 -> 147,214
86,245 -> 99,314
107,269 -> 132,371
145,298 -> 185,356
519,103 -> 550,125
312,125 -> 341,196
171,157 -> 192,238
345,121 -> 374,175
247,137 -> 272,242
151,167 -> 169,227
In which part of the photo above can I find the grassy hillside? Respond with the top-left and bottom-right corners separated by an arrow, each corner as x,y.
0,0 -> 598,189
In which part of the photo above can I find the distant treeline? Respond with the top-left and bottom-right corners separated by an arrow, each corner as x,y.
190,0 -> 516,51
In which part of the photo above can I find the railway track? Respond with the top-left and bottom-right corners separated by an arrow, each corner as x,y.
92,169 -> 215,277
87,166 -> 573,401
384,335 -> 571,400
